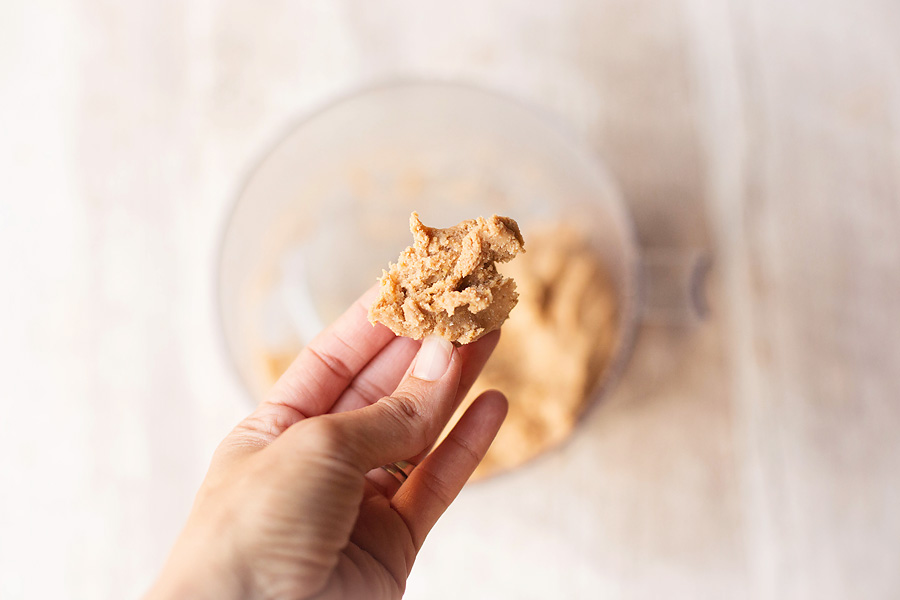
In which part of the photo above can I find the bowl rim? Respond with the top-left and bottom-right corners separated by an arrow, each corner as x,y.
214,77 -> 643,418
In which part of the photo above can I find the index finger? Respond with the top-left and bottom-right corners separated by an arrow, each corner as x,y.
265,283 -> 396,420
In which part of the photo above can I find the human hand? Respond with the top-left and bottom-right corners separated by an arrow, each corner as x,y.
147,286 -> 508,600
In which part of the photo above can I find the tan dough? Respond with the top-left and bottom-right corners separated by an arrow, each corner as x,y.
368,212 -> 525,344
261,221 -> 618,481
449,225 -> 619,478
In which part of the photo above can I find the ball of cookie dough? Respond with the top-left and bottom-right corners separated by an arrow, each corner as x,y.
368,212 -> 525,344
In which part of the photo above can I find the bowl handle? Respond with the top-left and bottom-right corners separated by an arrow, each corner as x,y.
638,249 -> 712,326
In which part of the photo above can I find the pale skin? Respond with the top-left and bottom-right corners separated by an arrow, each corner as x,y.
147,285 -> 508,600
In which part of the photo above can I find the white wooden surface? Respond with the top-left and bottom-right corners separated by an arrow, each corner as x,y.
2,1 -> 899,598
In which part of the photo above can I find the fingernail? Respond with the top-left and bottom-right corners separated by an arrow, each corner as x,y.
412,336 -> 453,381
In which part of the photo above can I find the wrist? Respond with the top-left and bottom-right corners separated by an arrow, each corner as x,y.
148,570 -> 241,600
146,527 -> 247,600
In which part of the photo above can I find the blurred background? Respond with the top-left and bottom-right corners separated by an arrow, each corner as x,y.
2,1 -> 899,598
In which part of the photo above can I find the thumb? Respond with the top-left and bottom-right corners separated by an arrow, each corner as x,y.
284,336 -> 462,473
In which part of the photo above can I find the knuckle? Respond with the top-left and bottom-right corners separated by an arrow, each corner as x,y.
305,344 -> 355,382
277,416 -> 364,476
350,376 -> 391,405
378,395 -> 429,446
446,432 -> 481,465
289,416 -> 343,455
382,393 -> 424,421
418,466 -> 455,508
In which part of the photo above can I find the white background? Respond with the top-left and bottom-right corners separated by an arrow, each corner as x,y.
2,1 -> 899,598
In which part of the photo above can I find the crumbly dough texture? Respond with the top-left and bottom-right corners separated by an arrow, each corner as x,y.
368,212 -> 525,344
443,225 -> 618,478
262,222 -> 618,480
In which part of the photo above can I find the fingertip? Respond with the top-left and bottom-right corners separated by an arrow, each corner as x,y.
455,328 -> 500,366
476,328 -> 502,350
469,389 -> 509,433
358,281 -> 383,307
474,388 -> 508,415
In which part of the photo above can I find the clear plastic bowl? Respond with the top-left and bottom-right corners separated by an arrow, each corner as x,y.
217,80 -> 640,426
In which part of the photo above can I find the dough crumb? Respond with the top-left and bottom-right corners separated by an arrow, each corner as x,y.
369,212 -> 525,344
441,224 -> 618,479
